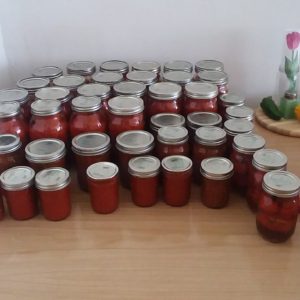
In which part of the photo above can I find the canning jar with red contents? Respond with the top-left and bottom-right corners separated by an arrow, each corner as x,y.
200,157 -> 234,208
35,167 -> 71,221
256,171 -> 300,243
72,133 -> 111,191
198,70 -> 229,96
219,93 -> 245,120
92,72 -> 123,88
225,105 -> 254,122
29,100 -> 68,143
25,138 -> 66,172
155,126 -> 189,159
87,162 -> 119,214
116,130 -> 154,188
0,166 -> 37,220
100,60 -> 129,78
113,81 -> 147,102
67,61 -> 96,83
132,61 -> 161,80
107,96 -> 145,141
128,156 -> 160,207
163,60 -> 193,73
230,133 -> 265,193
247,149 -> 287,212
32,66 -> 63,84
53,75 -> 85,98
162,155 -> 192,206
162,71 -> 193,87
195,60 -> 224,73
0,101 -> 29,145
70,96 -> 107,138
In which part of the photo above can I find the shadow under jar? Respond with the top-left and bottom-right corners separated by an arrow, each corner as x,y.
256,171 -> 300,243
35,167 -> 71,221
32,66 -> 63,84
247,149 -> 287,212
100,60 -> 129,78
92,72 -> 123,88
113,81 -> 147,102
218,93 -> 245,120
195,60 -> 224,73
163,60 -> 193,73
198,70 -> 229,96
53,75 -> 85,99
87,162 -> 119,214
0,166 -> 37,220
162,71 -> 193,87
200,157 -> 234,209
225,105 -> 254,122
128,156 -> 160,207
132,61 -> 161,80
72,132 -> 111,191
67,61 -> 96,83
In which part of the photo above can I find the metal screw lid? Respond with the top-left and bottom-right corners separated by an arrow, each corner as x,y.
219,93 -> 245,106
149,82 -> 182,100
253,149 -> 287,172
126,71 -> 157,86
31,99 -> 61,116
132,61 -> 161,73
35,87 -> 70,103
226,105 -> 254,121
100,60 -> 129,74
233,133 -> 265,154
185,82 -> 218,99
0,166 -> 35,191
92,72 -> 123,86
113,81 -> 146,97
108,96 -> 144,115
200,157 -> 234,180
77,83 -> 111,99
128,155 -> 160,178
53,75 -> 85,90
72,133 -> 111,156
195,60 -> 224,73
163,71 -> 193,86
162,155 -> 193,172
17,77 -> 50,93
163,60 -> 193,73
67,61 -> 96,76
116,130 -> 154,154
32,66 -> 63,80
0,89 -> 29,105
71,96 -> 101,112
0,134 -> 22,154
25,138 -> 66,163
150,113 -> 185,133
87,162 -> 118,180
199,70 -> 228,85
187,112 -> 222,131
157,126 -> 188,144
35,167 -> 71,191
223,119 -> 254,137
195,126 -> 227,146
263,171 -> 300,198
0,101 -> 20,118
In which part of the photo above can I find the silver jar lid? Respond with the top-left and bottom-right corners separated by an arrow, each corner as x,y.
233,133 -> 265,154
0,134 -> 21,154
100,60 -> 129,74
149,82 -> 182,100
77,83 -> 111,99
32,66 -> 63,80
187,112 -> 222,130
31,99 -> 61,116
126,71 -> 157,86
163,60 -> 193,73
200,157 -> 234,180
157,126 -> 188,144
25,138 -> 66,163
132,61 -> 161,73
35,87 -> 70,103
113,81 -> 146,97
53,75 -> 85,90
263,171 -> 300,198
219,93 -> 245,106
67,61 -> 96,76
108,96 -> 144,115
17,77 -> 50,93
116,130 -> 154,154
195,60 -> 224,73
163,71 -> 193,86
150,113 -> 185,132
185,82 -> 218,99
72,133 -> 110,156
199,70 -> 228,85
223,119 -> 254,136
71,96 -> 101,112
253,149 -> 287,172
0,101 -> 20,118
162,155 -> 192,172
0,166 -> 35,191
0,88 -> 29,105
128,155 -> 160,178
92,72 -> 123,86
226,105 -> 254,121
195,126 -> 227,146
87,162 -> 119,180
35,167 -> 70,191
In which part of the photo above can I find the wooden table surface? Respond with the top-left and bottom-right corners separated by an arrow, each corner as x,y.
0,123 -> 300,300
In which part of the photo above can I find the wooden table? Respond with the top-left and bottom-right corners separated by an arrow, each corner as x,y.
0,123 -> 300,300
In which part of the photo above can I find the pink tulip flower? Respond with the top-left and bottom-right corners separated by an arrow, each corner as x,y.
286,31 -> 300,50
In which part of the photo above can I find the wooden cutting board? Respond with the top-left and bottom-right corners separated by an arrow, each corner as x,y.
255,107 -> 300,137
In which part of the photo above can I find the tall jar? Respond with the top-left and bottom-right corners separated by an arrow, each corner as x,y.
92,72 -> 123,88
53,75 -> 85,98
195,60 -> 224,73
100,60 -> 129,78
225,105 -> 254,122
113,81 -> 147,102
67,61 -> 96,83
132,61 -> 161,80
32,66 -> 63,84
163,60 -> 193,73
162,71 -> 193,87
198,70 -> 229,96
218,93 -> 245,120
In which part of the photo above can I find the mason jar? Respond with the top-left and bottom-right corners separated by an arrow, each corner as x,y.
67,61 -> 96,83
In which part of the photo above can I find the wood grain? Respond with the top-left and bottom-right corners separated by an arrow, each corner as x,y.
0,123 -> 300,300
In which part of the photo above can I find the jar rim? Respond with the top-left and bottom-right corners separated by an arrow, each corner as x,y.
184,82 -> 218,99
17,77 -> 50,92
67,61 -> 96,75
100,60 -> 129,74
252,149 -> 288,171
195,60 -> 224,73
195,126 -> 227,146
0,101 -> 20,118
126,70 -> 157,86
77,83 -> 111,99
71,96 -> 101,112
0,134 -> 22,154
223,119 -> 254,136
200,157 -> 234,180
132,61 -> 161,73
219,93 -> 245,105
163,71 -> 193,85
162,155 -> 192,172
32,66 -> 63,80
31,99 -> 62,116
187,112 -> 222,129
199,70 -> 228,85
0,88 -> 29,105
53,75 -> 85,89
35,87 -> 70,102
108,96 -> 144,115
233,133 -> 265,154
92,72 -> 123,86
226,105 -> 254,121
150,113 -> 185,132
157,126 -> 188,144
128,155 -> 160,178
87,162 -> 119,180
113,81 -> 146,97
163,60 -> 193,73
149,82 -> 182,100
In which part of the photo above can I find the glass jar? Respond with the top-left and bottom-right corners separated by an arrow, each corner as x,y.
225,105 -> 254,122
132,61 -> 161,79
87,162 -> 119,214
92,72 -> 123,88
162,155 -> 193,206
30,100 -> 68,143
230,133 -> 266,192
256,171 -> 300,243
72,132 -> 111,191
100,60 -> 129,78
0,197 -> 3,220
113,81 -> 146,102
116,130 -> 154,188
162,71 -> 193,87
32,66 -> 63,83
183,82 -> 218,115
198,70 -> 229,95
155,126 -> 189,159
219,93 -> 245,120
163,60 -> 193,73
247,149 -> 287,211
35,167 -> 71,221
53,75 -> 85,98
195,60 -> 224,73
67,61 -> 96,83
128,156 -> 160,207
0,166 -> 37,220
126,71 -> 157,87
0,101 -> 29,144
25,138 -> 66,172
107,96 -> 145,141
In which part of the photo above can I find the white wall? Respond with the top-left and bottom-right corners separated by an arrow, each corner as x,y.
0,0 -> 299,106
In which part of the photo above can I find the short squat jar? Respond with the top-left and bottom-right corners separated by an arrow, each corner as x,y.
200,157 -> 234,208
0,166 -> 37,220
92,72 -> 123,88
256,171 -> 300,243
198,70 -> 229,95
32,66 -> 63,84
100,60 -> 129,78
132,61 -> 161,79
247,149 -> 287,212
219,93 -> 245,119
128,156 -> 160,207
163,60 -> 193,73
162,71 -> 193,87
35,167 -> 71,221
53,75 -> 85,98
72,133 -> 111,191
67,61 -> 96,83
225,105 -> 254,122
195,60 -> 224,73
87,162 -> 119,214
113,81 -> 147,102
